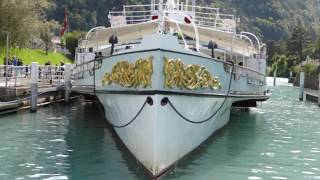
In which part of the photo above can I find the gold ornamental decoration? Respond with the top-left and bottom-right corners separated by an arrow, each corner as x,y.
102,57 -> 153,88
164,57 -> 221,90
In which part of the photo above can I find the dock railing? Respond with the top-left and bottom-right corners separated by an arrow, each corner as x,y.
0,65 -> 67,88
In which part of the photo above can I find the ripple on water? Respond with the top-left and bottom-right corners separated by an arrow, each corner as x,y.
302,171 -> 315,175
290,150 -> 301,154
55,154 -> 69,158
271,176 -> 288,180
43,176 -> 69,180
248,176 -> 262,180
49,139 -> 65,142
27,174 -> 61,178
0,86 -> 319,180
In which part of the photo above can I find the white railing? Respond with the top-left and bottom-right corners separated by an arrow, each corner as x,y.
0,65 -> 67,88
73,60 -> 95,79
108,3 -> 236,33
234,66 -> 266,85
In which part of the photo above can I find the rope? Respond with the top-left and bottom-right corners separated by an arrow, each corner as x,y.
165,62 -> 235,124
108,97 -> 152,129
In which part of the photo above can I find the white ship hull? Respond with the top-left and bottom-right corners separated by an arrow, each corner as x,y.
96,93 -> 234,176
73,5 -> 270,175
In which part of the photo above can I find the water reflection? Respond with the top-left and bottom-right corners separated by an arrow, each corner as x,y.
0,85 -> 320,180
162,109 -> 264,180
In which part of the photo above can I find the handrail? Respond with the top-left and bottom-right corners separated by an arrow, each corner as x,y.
109,3 -> 236,33
237,34 -> 254,48
0,65 -> 67,88
241,32 -> 261,54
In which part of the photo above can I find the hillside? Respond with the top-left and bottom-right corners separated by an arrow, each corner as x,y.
0,48 -> 73,65
48,0 -> 320,41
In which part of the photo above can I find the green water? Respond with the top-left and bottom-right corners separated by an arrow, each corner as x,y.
0,85 -> 319,180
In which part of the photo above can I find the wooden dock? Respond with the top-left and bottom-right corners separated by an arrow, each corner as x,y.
0,64 -> 73,114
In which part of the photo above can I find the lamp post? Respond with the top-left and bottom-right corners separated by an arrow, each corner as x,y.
1,31 -> 10,87
5,32 -> 9,88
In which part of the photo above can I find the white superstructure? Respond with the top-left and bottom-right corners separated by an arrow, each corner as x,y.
72,0 -> 269,177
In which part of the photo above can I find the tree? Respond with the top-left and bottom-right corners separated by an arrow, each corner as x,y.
286,23 -> 311,63
65,31 -> 86,58
270,54 -> 288,77
39,21 -> 59,55
266,40 -> 285,65
0,0 -> 54,48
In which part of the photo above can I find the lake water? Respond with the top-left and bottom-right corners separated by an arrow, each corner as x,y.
0,84 -> 320,180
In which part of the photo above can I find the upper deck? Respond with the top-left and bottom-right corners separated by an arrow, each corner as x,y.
109,3 -> 236,33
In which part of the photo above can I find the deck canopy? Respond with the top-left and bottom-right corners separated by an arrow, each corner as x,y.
79,21 -> 159,49
80,19 -> 257,57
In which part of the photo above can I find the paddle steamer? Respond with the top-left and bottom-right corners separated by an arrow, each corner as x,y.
73,0 -> 269,177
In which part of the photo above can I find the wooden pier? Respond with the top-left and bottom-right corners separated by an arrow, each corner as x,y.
0,64 -> 74,114
301,72 -> 320,107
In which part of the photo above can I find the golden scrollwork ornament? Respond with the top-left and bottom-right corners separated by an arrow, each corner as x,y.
164,57 -> 221,90
102,56 -> 153,88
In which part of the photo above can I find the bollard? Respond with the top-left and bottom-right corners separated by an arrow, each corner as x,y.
64,63 -> 71,103
318,72 -> 320,107
30,62 -> 38,112
299,72 -> 305,101
273,70 -> 277,86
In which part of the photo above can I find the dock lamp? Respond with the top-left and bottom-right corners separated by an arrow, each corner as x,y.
1,31 -> 10,87
109,34 -> 118,56
208,40 -> 218,59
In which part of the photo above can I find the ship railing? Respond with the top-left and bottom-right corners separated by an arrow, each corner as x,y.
109,3 -> 236,33
73,59 -> 96,79
234,66 -> 266,84
0,65 -> 66,88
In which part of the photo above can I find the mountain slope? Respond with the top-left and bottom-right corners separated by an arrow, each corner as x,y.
48,0 -> 320,41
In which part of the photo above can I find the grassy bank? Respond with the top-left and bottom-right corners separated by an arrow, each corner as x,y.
0,48 -> 73,65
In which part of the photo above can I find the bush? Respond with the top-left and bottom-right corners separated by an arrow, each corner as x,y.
65,31 -> 86,58
303,63 -> 318,75
269,54 -> 288,77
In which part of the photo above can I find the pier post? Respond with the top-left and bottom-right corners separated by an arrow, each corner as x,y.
30,62 -> 38,112
273,69 -> 277,86
318,72 -> 320,106
64,63 -> 71,103
299,72 -> 305,101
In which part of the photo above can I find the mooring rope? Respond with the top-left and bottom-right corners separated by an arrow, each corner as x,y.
108,97 -> 153,129
163,62 -> 235,124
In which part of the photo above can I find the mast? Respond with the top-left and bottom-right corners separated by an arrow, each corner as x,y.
192,0 -> 195,12
159,0 -> 163,10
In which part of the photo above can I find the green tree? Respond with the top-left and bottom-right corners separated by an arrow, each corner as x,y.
65,31 -> 86,58
286,23 -> 311,63
270,54 -> 288,77
39,21 -> 60,55
0,0 -> 54,48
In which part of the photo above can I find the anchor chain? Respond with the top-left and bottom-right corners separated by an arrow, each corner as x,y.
161,62 -> 235,124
